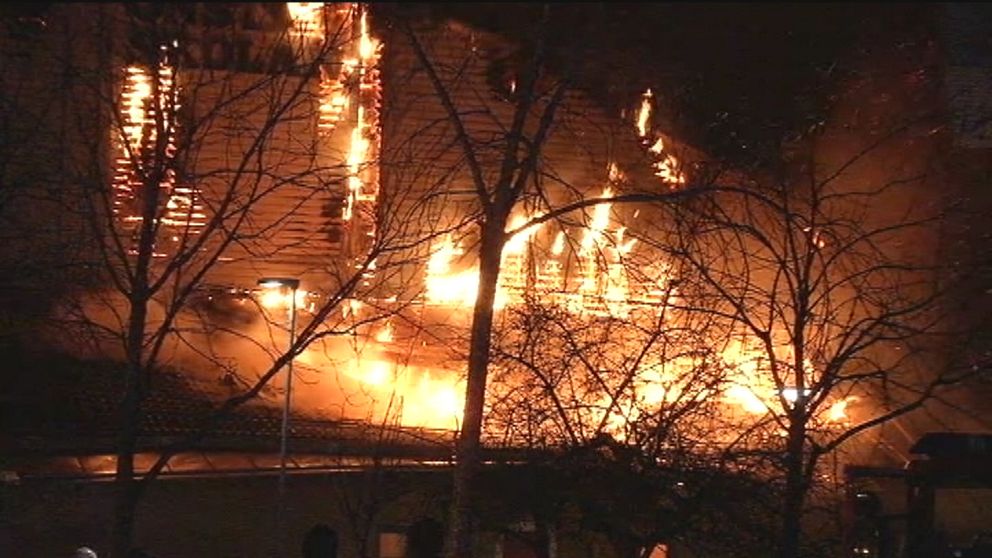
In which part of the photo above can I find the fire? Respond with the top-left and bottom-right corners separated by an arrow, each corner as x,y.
344,107 -> 369,221
718,338 -> 856,425
287,3 -> 324,37
424,235 -> 480,306
183,7 -> 857,437
827,397 -> 854,422
551,231 -> 565,256
358,9 -> 376,60
318,66 -> 349,131
580,187 -> 612,254
420,182 -> 655,318
258,288 -> 310,311
628,89 -> 686,186
338,357 -> 465,429
331,3 -> 382,231
114,57 -> 205,246
636,88 -> 653,138
375,322 -> 394,343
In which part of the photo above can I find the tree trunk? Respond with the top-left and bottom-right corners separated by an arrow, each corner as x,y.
445,221 -> 506,558
111,315 -> 150,557
111,445 -> 138,558
779,418 -> 808,558
111,81 -> 163,557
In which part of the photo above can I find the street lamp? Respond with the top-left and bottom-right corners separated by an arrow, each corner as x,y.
257,276 -> 299,556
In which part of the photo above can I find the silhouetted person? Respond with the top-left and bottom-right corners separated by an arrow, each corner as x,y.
302,524 -> 338,558
407,518 -> 444,558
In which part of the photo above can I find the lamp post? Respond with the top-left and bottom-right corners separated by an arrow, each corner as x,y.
257,276 -> 300,556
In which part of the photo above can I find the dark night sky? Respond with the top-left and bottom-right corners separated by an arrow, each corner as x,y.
416,2 -> 938,164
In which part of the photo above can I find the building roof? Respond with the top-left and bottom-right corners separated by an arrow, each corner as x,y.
0,351 -> 462,479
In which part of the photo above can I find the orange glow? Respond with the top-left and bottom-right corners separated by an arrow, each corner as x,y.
636,88 -> 653,138
358,9 -> 377,61
827,397 -> 854,422
333,3 -> 382,230
718,338 -> 856,424
343,106 -> 369,221
259,288 -> 310,311
335,356 -> 465,429
200,9 -> 857,436
628,89 -> 686,186
375,322 -> 394,343
287,3 -> 324,37
114,59 -> 204,242
424,235 -> 480,306
318,67 -> 349,132
580,187 -> 612,254
551,231 -> 565,256
419,182 -> 666,318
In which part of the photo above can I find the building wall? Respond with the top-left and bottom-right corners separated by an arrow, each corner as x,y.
0,466 -> 638,558
2,469 -> 451,558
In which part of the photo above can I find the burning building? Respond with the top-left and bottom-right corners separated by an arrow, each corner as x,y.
2,3 -> 980,558
59,1 -> 725,433
0,0 -> 865,468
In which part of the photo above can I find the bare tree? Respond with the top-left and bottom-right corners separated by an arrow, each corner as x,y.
383,6 -> 717,556
0,4 -> 447,556
484,292 -> 774,558
655,121 -> 976,557
390,8 -> 986,556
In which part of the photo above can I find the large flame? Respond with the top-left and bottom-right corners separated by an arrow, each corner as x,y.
114,58 -> 205,246
424,235 -> 480,307
294,347 -> 465,430
337,4 -> 382,225
227,6 -> 851,435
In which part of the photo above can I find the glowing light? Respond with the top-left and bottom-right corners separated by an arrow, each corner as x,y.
424,235 -> 480,306
114,58 -> 203,245
551,231 -> 565,256
333,0 -> 383,273
334,357 -> 465,429
781,387 -> 813,403
375,322 -> 394,343
636,89 -> 653,138
648,137 -> 684,185
827,397 -> 854,422
580,187 -> 613,254
632,90 -> 686,186
259,288 -> 309,310
287,3 -> 324,37
725,385 -> 770,414
608,161 -> 624,183
358,10 -> 377,61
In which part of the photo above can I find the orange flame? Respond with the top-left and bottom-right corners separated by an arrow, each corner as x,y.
636,89 -> 653,138
287,3 -> 324,37
424,235 -> 479,306
631,90 -> 686,186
